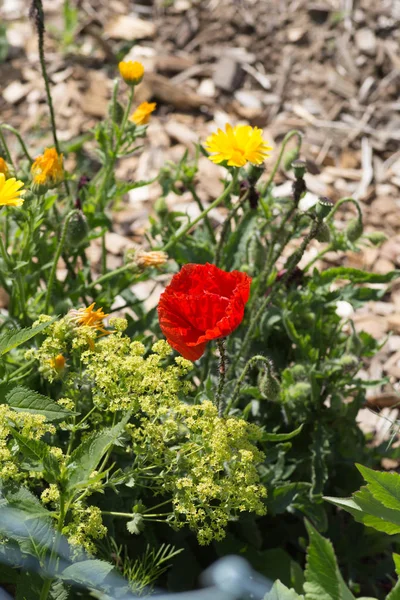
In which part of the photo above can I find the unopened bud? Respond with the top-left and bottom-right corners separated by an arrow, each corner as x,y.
338,354 -> 358,371
283,147 -> 300,171
290,364 -> 307,380
154,196 -> 168,216
346,218 -> 363,242
260,370 -> 280,401
66,211 -> 88,246
109,100 -> 124,125
316,197 -> 334,219
364,231 -> 387,246
315,221 -> 331,243
286,382 -> 311,402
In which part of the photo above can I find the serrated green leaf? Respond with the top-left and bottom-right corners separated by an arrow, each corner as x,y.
356,464 -> 400,511
126,513 -> 144,535
317,267 -> 400,285
0,318 -> 56,356
5,486 -> 51,519
10,428 -> 49,468
61,559 -> 114,587
304,520 -> 355,600
263,425 -> 303,442
6,386 -> 75,421
65,417 -> 128,492
264,580 -> 304,600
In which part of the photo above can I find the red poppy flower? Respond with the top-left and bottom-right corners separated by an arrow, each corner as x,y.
157,263 -> 252,361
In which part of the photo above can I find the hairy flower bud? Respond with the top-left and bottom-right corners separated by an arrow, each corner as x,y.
315,221 -> 331,243
260,370 -> 280,401
338,354 -> 359,371
109,100 -> 124,125
66,211 -> 88,246
286,382 -> 311,402
346,218 -> 363,242
283,147 -> 300,171
154,196 -> 168,217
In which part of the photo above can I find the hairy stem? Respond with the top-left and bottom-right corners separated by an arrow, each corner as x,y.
214,189 -> 249,268
260,130 -> 303,196
216,338 -> 227,417
226,354 -> 275,414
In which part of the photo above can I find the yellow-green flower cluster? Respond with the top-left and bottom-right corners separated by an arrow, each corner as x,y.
63,505 -> 107,555
0,404 -> 56,482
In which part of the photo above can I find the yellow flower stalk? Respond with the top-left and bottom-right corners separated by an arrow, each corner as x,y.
130,101 -> 157,125
0,173 -> 25,207
68,303 -> 110,336
204,123 -> 273,168
0,158 -> 9,178
31,147 -> 64,193
118,61 -> 145,86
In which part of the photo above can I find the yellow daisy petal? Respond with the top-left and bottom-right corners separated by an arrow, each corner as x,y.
204,123 -> 272,167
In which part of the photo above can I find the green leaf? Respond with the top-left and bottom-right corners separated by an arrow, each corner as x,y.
263,425 -> 303,442
387,581 -> 400,600
10,428 -> 50,468
61,559 -> 114,587
304,520 -> 355,600
6,386 -> 75,421
317,267 -> 400,285
65,418 -> 128,492
16,571 -> 43,600
394,553 -> 400,577
356,464 -> 400,511
0,318 -> 56,356
264,580 -> 304,600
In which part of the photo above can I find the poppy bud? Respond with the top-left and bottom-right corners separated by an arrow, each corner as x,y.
109,100 -> 124,125
66,211 -> 88,247
338,354 -> 358,371
346,218 -> 363,242
316,197 -> 334,219
290,364 -> 307,380
315,221 -> 331,243
364,231 -> 387,246
260,370 -> 280,401
286,381 -> 311,402
154,196 -> 168,217
283,147 -> 300,171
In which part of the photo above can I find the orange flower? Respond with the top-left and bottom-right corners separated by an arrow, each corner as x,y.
0,158 -> 9,178
68,303 -> 110,336
130,101 -> 157,125
118,61 -> 144,86
49,354 -> 66,373
31,147 -> 64,192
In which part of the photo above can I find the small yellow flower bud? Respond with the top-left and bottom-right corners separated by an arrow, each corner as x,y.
118,61 -> 145,86
49,354 -> 66,373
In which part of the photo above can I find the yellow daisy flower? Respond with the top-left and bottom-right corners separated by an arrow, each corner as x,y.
0,173 -> 25,207
0,158 -> 9,178
130,101 -> 157,125
118,61 -> 145,86
204,123 -> 273,168
31,147 -> 64,192
68,303 -> 110,336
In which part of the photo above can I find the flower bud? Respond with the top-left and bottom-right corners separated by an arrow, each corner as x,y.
66,211 -> 88,247
286,381 -> 311,402
346,218 -> 363,242
338,354 -> 358,371
315,221 -> 331,243
118,61 -> 144,86
260,370 -> 280,401
316,196 -> 334,219
364,231 -> 387,246
154,196 -> 168,217
283,147 -> 300,171
109,100 -> 124,125
290,364 -> 308,380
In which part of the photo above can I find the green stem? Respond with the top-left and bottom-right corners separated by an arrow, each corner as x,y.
216,338 -> 227,417
325,196 -> 362,224
162,169 -> 239,252
0,128 -> 15,167
0,124 -> 32,164
187,183 -> 216,242
101,232 -> 107,274
39,494 -> 67,600
303,243 -> 334,272
86,262 -> 138,292
0,230 -> 27,322
260,130 -> 303,196
229,219 -> 320,377
45,210 -> 78,313
214,190 -> 249,268
225,354 -> 274,414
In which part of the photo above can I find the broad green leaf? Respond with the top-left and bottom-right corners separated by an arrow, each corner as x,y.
304,521 -> 355,600
264,580 -> 304,600
61,559 -> 114,587
356,464 -> 400,511
6,386 -> 75,421
394,553 -> 400,577
0,318 -> 56,356
263,425 -> 303,442
10,428 -> 50,468
5,486 -> 50,519
15,571 -> 43,600
317,267 -> 399,285
65,418 -> 128,492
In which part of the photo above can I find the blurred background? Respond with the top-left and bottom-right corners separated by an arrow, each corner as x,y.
0,0 -> 400,435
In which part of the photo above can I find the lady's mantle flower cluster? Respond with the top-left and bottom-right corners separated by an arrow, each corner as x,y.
63,505 -> 107,555
34,317 -> 267,544
0,404 -> 55,482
